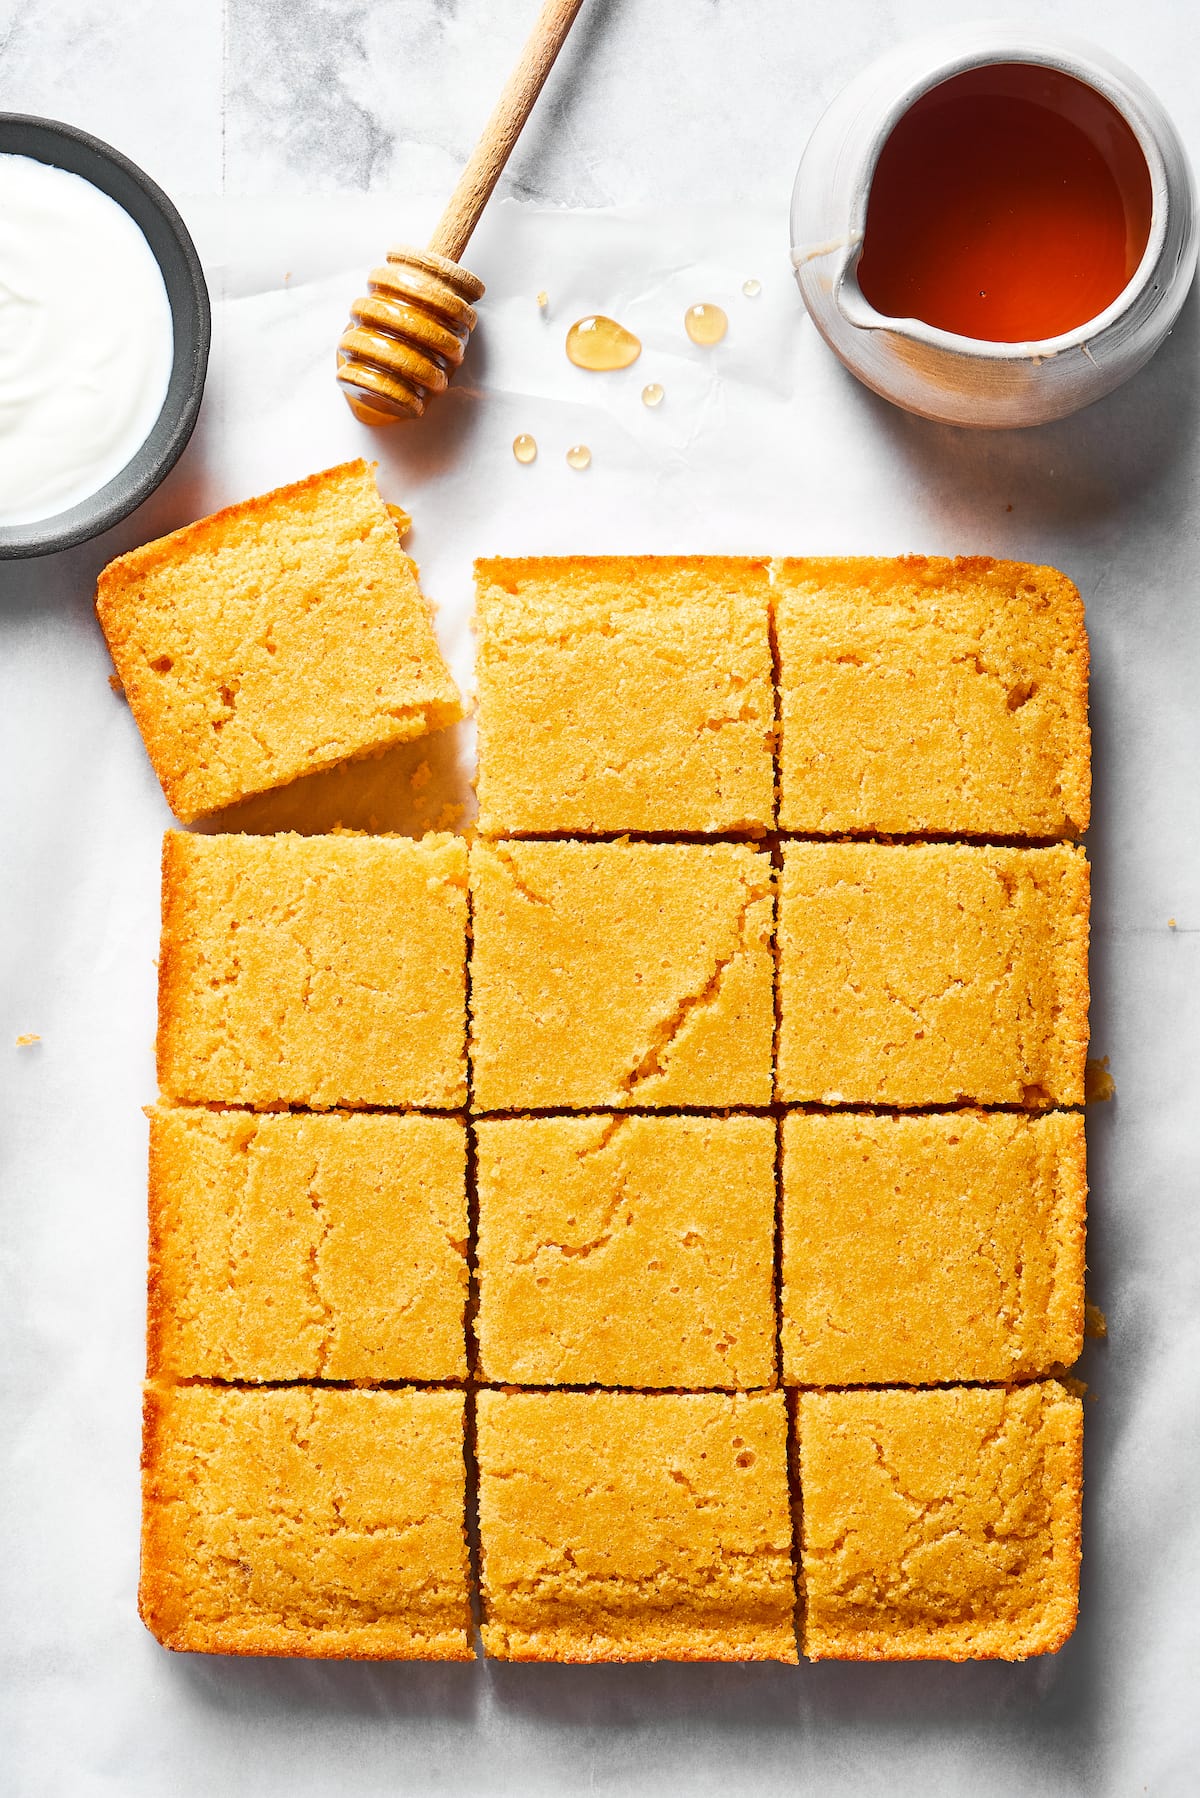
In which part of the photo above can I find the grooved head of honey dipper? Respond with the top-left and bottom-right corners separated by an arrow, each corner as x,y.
337,246 -> 484,426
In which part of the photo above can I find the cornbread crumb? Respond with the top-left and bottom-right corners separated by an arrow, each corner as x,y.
1084,1302 -> 1108,1340
781,1111 -> 1086,1385
157,831 -> 468,1109
474,557 -> 775,834
797,1382 -> 1082,1661
95,461 -> 461,822
774,556 -> 1090,837
140,1384 -> 472,1658
777,842 -> 1089,1107
469,840 -> 775,1110
1085,1057 -> 1116,1103
14,1033 -> 40,1047
148,1107 -> 468,1381
477,1390 -> 797,1662
476,1114 -> 776,1388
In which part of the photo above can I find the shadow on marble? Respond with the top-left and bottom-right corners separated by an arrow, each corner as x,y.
173,1652 -> 478,1723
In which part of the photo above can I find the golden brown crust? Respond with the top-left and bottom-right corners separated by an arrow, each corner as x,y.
477,1390 -> 798,1663
796,1381 -> 1082,1662
139,1384 -> 474,1660
773,555 -> 1090,838
96,461 -> 461,822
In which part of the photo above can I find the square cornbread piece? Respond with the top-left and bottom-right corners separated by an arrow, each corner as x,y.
157,831 -> 468,1109
477,1390 -> 797,1662
774,556 -> 1090,837
148,1107 -> 469,1382
140,1384 -> 471,1658
476,1114 -> 776,1389
469,841 -> 775,1109
777,842 -> 1089,1107
474,556 -> 774,834
796,1382 -> 1082,1661
96,460 -> 462,822
781,1111 -> 1086,1385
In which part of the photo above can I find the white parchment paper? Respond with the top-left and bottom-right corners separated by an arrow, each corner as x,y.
1,196 -> 1198,1798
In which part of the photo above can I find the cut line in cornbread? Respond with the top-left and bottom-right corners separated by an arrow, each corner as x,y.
475,1113 -> 777,1389
140,1384 -> 472,1659
777,842 -> 1089,1108
147,1107 -> 469,1382
774,556 -> 1090,838
796,1381 -> 1082,1661
157,831 -> 468,1110
474,556 -> 775,835
781,1110 -> 1086,1385
96,460 -> 462,823
477,1389 -> 797,1662
468,839 -> 776,1110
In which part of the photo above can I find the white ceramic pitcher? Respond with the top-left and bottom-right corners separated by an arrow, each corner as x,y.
790,24 -> 1198,429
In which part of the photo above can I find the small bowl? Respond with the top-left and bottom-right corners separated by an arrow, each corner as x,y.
790,26 -> 1199,428
0,114 -> 210,559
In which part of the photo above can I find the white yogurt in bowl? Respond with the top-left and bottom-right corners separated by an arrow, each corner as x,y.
0,152 -> 175,526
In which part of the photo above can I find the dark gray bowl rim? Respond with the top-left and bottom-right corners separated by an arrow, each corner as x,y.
0,113 -> 211,560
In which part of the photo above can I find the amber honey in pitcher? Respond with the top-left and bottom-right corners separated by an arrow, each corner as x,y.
856,63 -> 1153,343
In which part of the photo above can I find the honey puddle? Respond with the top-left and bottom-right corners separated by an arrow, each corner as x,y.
566,315 -> 641,370
685,303 -> 728,345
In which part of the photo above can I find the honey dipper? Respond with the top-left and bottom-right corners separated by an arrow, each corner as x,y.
337,0 -> 586,423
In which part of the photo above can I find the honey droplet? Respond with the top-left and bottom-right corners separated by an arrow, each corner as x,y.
742,277 -> 762,297
536,290 -> 548,309
566,315 -> 642,371
565,443 -> 592,470
684,302 -> 728,345
641,382 -> 664,408
512,433 -> 537,464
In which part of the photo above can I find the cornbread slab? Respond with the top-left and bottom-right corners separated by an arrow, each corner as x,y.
140,1384 -> 472,1659
147,1107 -> 469,1382
774,556 -> 1090,838
469,840 -> 775,1109
475,1113 -> 776,1389
477,1390 -> 797,1662
474,556 -> 775,835
781,1111 -> 1086,1385
157,831 -> 468,1109
777,842 -> 1089,1107
96,460 -> 462,823
796,1381 -> 1082,1661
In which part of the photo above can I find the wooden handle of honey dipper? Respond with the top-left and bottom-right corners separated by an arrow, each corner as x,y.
337,0 -> 586,422
429,0 -> 586,263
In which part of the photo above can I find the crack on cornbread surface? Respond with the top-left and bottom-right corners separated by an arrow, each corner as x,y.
157,832 -> 468,1109
475,1115 -> 776,1389
777,843 -> 1089,1108
780,1111 -> 1086,1386
474,557 -> 775,837
95,461 -> 462,822
468,840 -> 775,1110
796,1382 -> 1082,1660
139,1383 -> 473,1658
476,1390 -> 797,1662
772,557 -> 1089,839
147,1107 -> 469,1382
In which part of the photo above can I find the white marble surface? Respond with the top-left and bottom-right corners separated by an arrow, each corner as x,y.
2,5 -> 1200,1797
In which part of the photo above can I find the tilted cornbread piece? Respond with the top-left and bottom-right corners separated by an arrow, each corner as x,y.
157,831 -> 468,1109
469,841 -> 775,1109
477,1390 -> 797,1662
96,460 -> 462,822
781,1110 -> 1086,1385
474,556 -> 775,834
140,1384 -> 472,1658
777,842 -> 1089,1107
475,1113 -> 776,1389
796,1382 -> 1082,1661
774,556 -> 1090,837
147,1107 -> 469,1382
